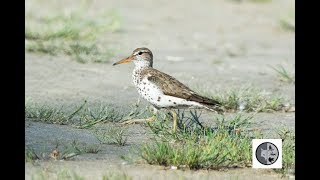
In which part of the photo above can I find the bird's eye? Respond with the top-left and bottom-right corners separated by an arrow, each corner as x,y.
138,52 -> 143,55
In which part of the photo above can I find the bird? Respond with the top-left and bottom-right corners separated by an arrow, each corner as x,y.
113,47 -> 222,131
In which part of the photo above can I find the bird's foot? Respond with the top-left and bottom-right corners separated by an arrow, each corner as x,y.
120,116 -> 154,125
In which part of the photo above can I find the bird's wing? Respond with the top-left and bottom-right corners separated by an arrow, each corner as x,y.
141,68 -> 220,106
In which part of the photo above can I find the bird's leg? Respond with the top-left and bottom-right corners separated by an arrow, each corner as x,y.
170,110 -> 177,132
120,106 -> 158,125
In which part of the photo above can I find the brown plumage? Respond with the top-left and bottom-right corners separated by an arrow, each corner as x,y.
141,67 -> 222,113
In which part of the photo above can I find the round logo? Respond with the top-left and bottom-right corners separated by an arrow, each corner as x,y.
255,142 -> 279,165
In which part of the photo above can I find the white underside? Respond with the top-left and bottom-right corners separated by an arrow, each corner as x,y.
135,75 -> 204,109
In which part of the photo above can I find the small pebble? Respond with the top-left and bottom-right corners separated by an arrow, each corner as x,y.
170,166 -> 177,170
239,101 -> 247,111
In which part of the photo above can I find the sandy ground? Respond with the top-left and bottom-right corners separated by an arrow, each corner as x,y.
25,0 -> 294,179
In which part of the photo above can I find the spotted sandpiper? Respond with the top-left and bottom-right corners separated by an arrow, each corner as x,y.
113,47 -> 222,131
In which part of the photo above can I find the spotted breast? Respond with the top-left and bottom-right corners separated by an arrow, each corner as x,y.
132,67 -> 208,109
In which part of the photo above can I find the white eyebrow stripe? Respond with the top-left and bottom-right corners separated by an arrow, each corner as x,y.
134,50 -> 149,55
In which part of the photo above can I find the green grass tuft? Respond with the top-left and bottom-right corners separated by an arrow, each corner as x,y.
56,140 -> 101,160
92,125 -> 129,146
25,100 -> 88,125
195,87 -> 289,112
269,64 -> 295,83
64,42 -> 114,63
76,103 -> 124,129
25,103 -> 69,124
274,126 -> 295,176
25,146 -> 40,163
140,112 -> 258,169
25,100 -> 126,128
25,1 -> 121,63
139,110 -> 294,174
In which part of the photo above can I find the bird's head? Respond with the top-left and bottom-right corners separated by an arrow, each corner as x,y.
113,47 -> 153,68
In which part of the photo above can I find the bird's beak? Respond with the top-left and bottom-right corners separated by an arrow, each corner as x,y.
112,56 -> 133,66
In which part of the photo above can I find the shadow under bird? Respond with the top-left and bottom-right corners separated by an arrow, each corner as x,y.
113,47 -> 222,131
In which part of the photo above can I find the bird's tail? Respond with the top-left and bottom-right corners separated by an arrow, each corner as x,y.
200,103 -> 225,114
188,93 -> 225,114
